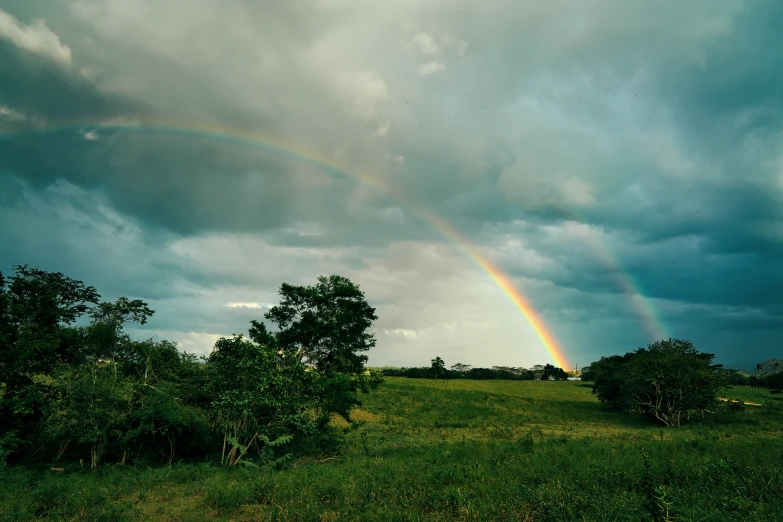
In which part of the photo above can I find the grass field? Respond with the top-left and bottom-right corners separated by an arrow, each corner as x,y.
2,378 -> 782,521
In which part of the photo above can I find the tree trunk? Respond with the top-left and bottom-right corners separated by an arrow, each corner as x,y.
56,439 -> 70,462
221,432 -> 227,465
168,437 -> 175,465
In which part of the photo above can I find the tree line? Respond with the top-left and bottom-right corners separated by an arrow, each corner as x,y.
0,265 -> 382,468
380,359 -> 570,380
384,339 -> 770,429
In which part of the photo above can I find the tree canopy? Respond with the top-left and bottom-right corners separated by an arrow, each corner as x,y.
589,339 -> 728,427
251,275 -> 378,376
430,356 -> 446,379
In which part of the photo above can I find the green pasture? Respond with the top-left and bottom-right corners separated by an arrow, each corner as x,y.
2,378 -> 781,521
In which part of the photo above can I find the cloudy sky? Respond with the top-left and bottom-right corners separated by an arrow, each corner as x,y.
1,0 -> 781,370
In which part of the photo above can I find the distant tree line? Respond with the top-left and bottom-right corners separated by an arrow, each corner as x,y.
379,361 -> 569,381
748,359 -> 783,390
0,265 -> 382,468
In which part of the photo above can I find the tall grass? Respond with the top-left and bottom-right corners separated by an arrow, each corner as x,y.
1,378 -> 781,521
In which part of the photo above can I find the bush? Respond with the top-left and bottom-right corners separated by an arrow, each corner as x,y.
591,339 -> 728,427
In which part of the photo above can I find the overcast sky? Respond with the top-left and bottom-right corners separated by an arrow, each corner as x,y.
1,1 -> 781,370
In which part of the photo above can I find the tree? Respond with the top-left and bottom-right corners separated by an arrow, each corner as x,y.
431,357 -> 446,379
1,265 -> 100,378
43,361 -> 134,468
0,266 -> 101,462
205,335 -> 317,466
591,339 -> 728,427
750,359 -> 783,390
255,275 -> 378,375
542,364 -> 569,380
755,359 -> 783,376
450,363 -> 471,375
721,368 -> 750,386
85,297 -> 155,362
0,265 -> 386,468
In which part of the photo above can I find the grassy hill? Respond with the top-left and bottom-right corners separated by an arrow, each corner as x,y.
2,378 -> 782,521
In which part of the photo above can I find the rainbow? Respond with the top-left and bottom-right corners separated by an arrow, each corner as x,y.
561,214 -> 669,343
0,121 -> 574,367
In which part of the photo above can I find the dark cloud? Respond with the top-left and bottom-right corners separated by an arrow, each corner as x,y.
1,2 -> 781,367
0,40 -> 134,124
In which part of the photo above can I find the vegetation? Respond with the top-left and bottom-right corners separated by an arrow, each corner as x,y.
0,265 -> 382,471
588,339 -> 728,427
749,358 -> 783,391
249,275 -> 379,376
430,356 -> 446,379
2,263 -> 781,520
1,378 -> 781,520
383,362 -> 569,381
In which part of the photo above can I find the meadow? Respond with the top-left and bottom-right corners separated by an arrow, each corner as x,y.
2,377 -> 782,521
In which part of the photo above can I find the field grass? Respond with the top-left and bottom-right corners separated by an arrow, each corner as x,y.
2,378 -> 782,521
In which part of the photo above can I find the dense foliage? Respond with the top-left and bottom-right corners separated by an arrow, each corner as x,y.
249,275 -> 378,376
585,339 -> 729,427
0,265 -> 382,468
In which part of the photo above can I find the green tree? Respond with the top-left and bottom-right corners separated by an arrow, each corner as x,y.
205,335 -> 318,466
83,297 -> 155,366
252,275 -> 378,376
0,266 -> 100,462
591,339 -> 728,427
1,265 -> 100,377
543,364 -> 569,380
121,338 -> 210,465
431,357 -> 446,379
451,362 -> 471,375
43,362 -> 134,468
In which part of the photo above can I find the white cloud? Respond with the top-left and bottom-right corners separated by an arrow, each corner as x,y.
417,61 -> 445,75
411,32 -> 439,55
80,129 -> 99,141
340,70 -> 389,120
226,302 -> 263,309
385,328 -> 418,338
0,104 -> 26,122
158,331 -> 225,356
0,8 -> 72,65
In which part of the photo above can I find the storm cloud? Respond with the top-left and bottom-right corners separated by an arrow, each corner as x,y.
1,1 -> 781,369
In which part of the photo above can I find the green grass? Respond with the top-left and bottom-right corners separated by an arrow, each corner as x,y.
2,378 -> 782,521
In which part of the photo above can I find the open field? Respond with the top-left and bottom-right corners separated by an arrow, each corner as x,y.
2,378 -> 782,521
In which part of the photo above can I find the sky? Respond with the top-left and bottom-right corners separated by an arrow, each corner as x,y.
0,1 -> 781,371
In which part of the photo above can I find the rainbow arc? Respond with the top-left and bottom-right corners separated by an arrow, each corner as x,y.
0,120 -> 666,370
